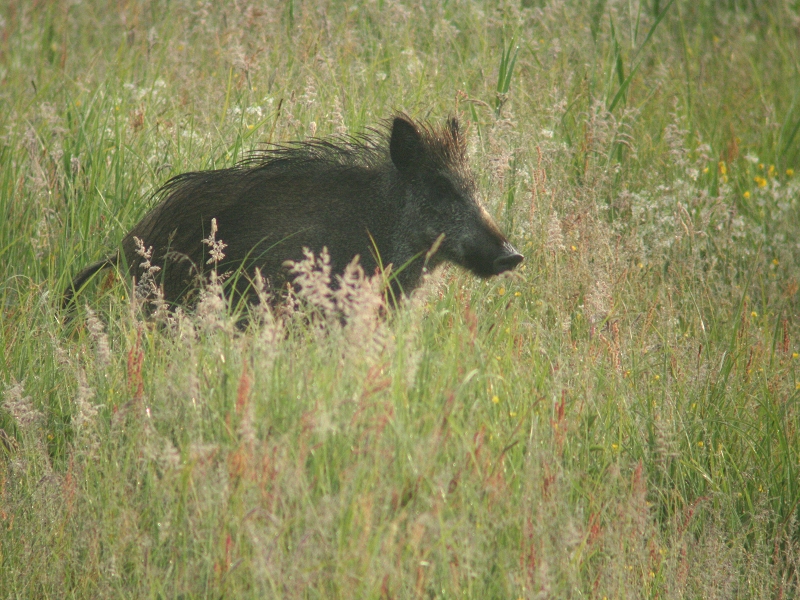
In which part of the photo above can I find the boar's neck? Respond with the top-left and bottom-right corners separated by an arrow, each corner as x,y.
383,168 -> 429,294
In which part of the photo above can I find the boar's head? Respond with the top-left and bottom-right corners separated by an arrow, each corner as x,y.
389,115 -> 523,279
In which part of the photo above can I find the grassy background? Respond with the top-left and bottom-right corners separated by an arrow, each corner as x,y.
2,0 -> 800,597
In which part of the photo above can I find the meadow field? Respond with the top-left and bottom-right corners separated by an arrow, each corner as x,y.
2,0 -> 800,597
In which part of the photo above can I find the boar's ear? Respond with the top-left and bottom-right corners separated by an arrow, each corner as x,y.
447,117 -> 460,140
390,116 -> 423,174
447,117 -> 465,152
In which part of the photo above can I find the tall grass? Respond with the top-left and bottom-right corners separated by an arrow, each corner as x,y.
1,0 -> 799,597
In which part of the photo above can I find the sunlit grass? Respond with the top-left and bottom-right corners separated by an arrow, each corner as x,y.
1,0 -> 800,597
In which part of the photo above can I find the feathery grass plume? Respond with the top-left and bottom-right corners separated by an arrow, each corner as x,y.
253,267 -> 272,312
148,284 -> 171,323
129,236 -> 174,322
201,217 -> 227,265
72,370 -> 99,434
285,249 -> 390,358
227,42 -> 250,80
286,247 -> 336,320
251,268 -> 282,349
24,126 -> 48,195
85,304 -> 111,369
652,408 -> 680,469
663,116 -> 690,172
585,274 -> 611,326
333,255 -> 390,356
546,211 -> 565,254
171,305 -> 198,343
195,271 -> 231,332
579,101 -> 616,183
329,94 -> 347,134
30,212 -> 55,260
251,267 -> 273,318
299,75 -> 317,109
390,270 -> 434,391
3,380 -> 42,430
280,100 -> 303,134
132,236 -> 162,302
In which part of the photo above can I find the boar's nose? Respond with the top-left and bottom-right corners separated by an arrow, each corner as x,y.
493,246 -> 524,274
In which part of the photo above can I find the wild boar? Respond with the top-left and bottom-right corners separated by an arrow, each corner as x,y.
64,114 -> 522,309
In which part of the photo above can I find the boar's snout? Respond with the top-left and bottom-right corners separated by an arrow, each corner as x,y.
461,238 -> 524,278
493,243 -> 524,275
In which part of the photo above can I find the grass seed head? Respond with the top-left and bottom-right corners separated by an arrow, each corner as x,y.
2,380 -> 42,430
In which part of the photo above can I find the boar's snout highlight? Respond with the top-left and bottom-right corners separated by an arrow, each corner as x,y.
65,113 -> 523,310
447,202 -> 523,279
494,244 -> 524,274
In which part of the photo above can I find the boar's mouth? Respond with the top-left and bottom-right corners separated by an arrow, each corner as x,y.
462,242 -> 524,278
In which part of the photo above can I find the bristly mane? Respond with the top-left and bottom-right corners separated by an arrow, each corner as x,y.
233,113 -> 469,176
149,115 -> 475,208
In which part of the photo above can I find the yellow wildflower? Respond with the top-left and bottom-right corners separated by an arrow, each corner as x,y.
787,168 -> 794,177
743,191 -> 751,199
718,161 -> 727,175
754,176 -> 767,188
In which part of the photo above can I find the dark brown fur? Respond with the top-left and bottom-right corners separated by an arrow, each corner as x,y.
64,114 -> 522,310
